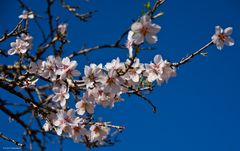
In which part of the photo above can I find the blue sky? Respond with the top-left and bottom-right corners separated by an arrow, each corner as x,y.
0,0 -> 240,151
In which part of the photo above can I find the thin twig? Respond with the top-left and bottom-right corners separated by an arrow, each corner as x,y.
172,40 -> 213,68
0,132 -> 25,147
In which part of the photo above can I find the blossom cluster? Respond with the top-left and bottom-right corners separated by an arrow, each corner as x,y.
8,33 -> 33,55
28,53 -> 176,144
5,10 -> 235,146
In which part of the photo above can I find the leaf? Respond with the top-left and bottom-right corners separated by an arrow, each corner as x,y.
154,12 -> 164,18
200,52 -> 208,57
143,1 -> 151,9
141,10 -> 146,15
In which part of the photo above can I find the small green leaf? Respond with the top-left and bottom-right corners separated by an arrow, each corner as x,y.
141,10 -> 146,15
143,1 -> 151,9
200,52 -> 208,57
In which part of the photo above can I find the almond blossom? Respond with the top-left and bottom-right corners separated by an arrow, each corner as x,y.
19,10 -> 34,19
76,93 -> 95,115
69,123 -> 89,142
125,58 -> 144,83
20,33 -> 33,49
83,64 -> 103,89
211,26 -> 234,50
144,55 -> 176,84
21,77 -> 38,88
131,14 -> 161,44
8,39 -> 29,55
58,23 -> 68,36
52,85 -> 69,107
41,55 -> 61,80
53,109 -> 79,135
57,57 -> 81,80
90,124 -> 110,143
126,30 -> 134,58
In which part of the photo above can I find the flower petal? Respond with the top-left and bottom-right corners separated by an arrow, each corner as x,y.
131,22 -> 143,32
224,37 -> 234,46
145,34 -> 158,44
224,27 -> 233,36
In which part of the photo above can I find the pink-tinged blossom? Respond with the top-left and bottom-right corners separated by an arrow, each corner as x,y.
41,55 -> 61,80
211,26 -> 234,50
126,30 -> 134,58
69,123 -> 89,142
83,64 -> 103,89
105,57 -> 125,72
131,14 -> 161,44
29,60 -> 44,74
125,58 -> 144,83
58,23 -> 68,36
57,57 -> 81,79
53,109 -> 77,135
8,39 -> 29,55
90,87 -> 117,108
90,124 -> 110,143
52,85 -> 69,107
21,78 -> 38,88
19,10 -> 34,19
43,121 -> 52,132
144,55 -> 175,84
20,33 -> 33,49
76,93 -> 95,115
100,69 -> 122,94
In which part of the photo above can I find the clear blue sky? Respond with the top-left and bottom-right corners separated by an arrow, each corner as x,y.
0,0 -> 240,151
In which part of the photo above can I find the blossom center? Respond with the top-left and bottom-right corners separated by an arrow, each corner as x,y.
218,34 -> 226,41
140,26 -> 149,36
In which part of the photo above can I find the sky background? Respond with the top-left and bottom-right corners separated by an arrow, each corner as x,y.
0,0 -> 240,151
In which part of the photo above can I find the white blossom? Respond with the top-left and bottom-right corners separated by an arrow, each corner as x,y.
69,123 -> 89,142
76,93 -> 95,115
144,54 -> 175,84
53,109 -> 77,135
57,57 -> 81,79
125,58 -> 144,83
52,85 -> 69,107
21,77 -> 38,88
8,39 -> 29,55
58,23 -> 68,36
41,55 -> 61,80
126,31 -> 134,58
19,10 -> 34,19
83,64 -> 103,89
131,14 -> 161,44
43,121 -> 52,132
90,124 -> 110,143
29,60 -> 44,74
20,33 -> 33,49
211,26 -> 234,50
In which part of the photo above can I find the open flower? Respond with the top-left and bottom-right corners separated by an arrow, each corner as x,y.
19,10 -> 34,19
131,14 -> 161,44
76,93 -> 95,115
144,54 -> 175,84
83,63 -> 103,89
211,26 -> 234,50
90,124 -> 110,143
41,55 -> 61,80
20,33 -> 33,49
53,109 -> 77,135
52,85 -> 69,107
125,58 -> 144,83
57,57 -> 81,79
8,39 -> 29,55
